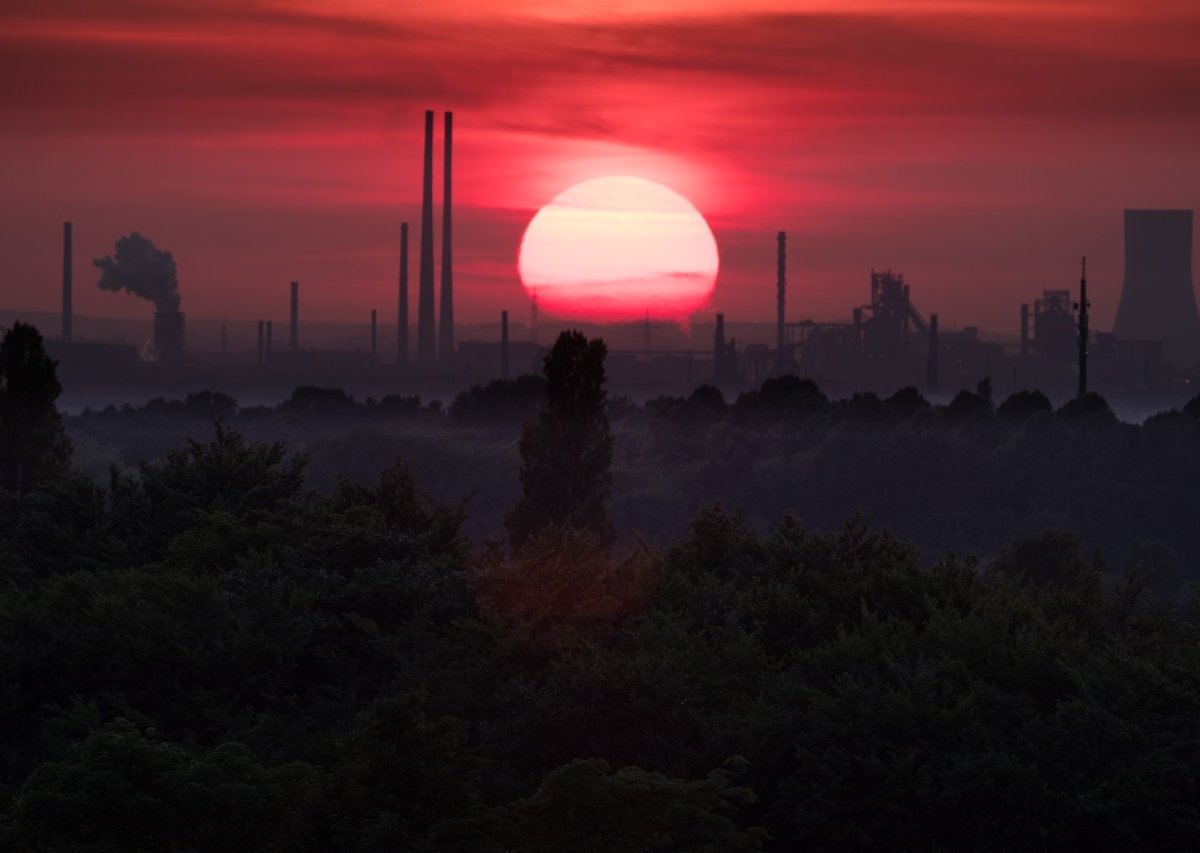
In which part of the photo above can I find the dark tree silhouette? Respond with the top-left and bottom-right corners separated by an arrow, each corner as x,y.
997,389 -> 1052,423
506,331 -> 614,552
0,323 -> 71,494
884,386 -> 930,418
755,374 -> 829,415
1057,391 -> 1118,425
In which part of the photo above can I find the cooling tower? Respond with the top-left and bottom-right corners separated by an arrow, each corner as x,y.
154,311 -> 185,364
1114,210 -> 1200,363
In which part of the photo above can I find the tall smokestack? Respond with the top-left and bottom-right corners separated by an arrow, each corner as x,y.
776,231 -> 786,372
289,281 -> 298,352
417,110 -> 437,364
501,309 -> 509,379
439,111 -> 455,363
1078,256 -> 1089,398
1115,209 -> 1199,362
714,312 -> 726,381
62,222 -> 73,343
927,313 -> 939,391
398,222 -> 409,364
1020,303 -> 1030,358
371,309 -> 378,364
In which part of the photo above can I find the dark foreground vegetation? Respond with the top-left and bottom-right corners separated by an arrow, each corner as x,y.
3,321 -> 1200,850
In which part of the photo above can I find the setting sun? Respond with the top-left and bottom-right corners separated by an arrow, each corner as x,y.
517,177 -> 719,324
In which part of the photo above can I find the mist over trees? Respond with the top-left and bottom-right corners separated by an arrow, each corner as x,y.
4,323 -> 1200,849
63,357 -> 1200,582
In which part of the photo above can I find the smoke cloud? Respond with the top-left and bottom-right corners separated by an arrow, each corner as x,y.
93,233 -> 181,312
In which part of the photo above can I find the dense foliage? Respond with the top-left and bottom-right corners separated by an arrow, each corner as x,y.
5,323 -> 1200,849
2,429 -> 1199,849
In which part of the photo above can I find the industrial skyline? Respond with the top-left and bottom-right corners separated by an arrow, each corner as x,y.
3,1 -> 1199,329
38,198 -> 1199,411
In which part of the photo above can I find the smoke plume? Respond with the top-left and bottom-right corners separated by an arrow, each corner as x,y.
93,232 -> 180,312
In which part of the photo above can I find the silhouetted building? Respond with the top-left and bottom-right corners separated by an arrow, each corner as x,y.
1115,209 -> 1199,363
1033,290 -> 1075,360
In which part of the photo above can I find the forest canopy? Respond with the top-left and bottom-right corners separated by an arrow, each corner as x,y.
2,324 -> 1200,850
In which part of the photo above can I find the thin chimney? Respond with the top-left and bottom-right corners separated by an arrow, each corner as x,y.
439,110 -> 455,363
927,313 -> 939,391
1020,303 -> 1030,358
501,309 -> 509,379
776,231 -> 786,372
417,110 -> 437,364
289,281 -> 299,352
1078,256 -> 1089,398
398,222 -> 409,364
62,221 -> 73,343
714,312 -> 726,381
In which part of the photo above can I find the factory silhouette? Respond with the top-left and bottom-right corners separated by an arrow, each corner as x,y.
32,112 -> 1200,407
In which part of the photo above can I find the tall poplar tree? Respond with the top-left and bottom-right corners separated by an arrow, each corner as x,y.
506,330 -> 614,552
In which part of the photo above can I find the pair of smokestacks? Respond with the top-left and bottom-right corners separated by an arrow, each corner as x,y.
398,110 -> 454,366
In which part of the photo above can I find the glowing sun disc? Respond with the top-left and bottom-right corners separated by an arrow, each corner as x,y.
517,176 -> 719,324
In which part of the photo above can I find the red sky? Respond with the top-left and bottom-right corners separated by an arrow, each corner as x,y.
2,0 -> 1199,334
